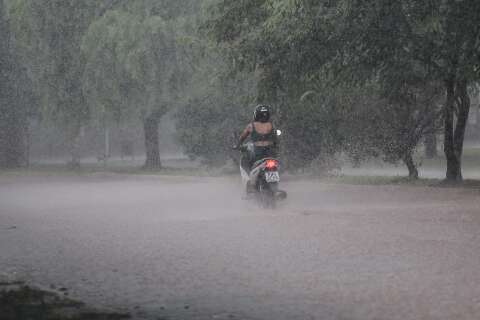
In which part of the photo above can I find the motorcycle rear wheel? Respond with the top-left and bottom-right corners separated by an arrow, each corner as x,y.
258,183 -> 276,209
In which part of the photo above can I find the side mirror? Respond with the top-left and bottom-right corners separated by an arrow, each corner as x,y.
276,129 -> 282,136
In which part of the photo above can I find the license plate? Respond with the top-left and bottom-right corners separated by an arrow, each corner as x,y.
265,171 -> 280,183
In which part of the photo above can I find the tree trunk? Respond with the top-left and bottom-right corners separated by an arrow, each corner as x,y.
0,109 -> 27,168
403,152 -> 418,179
143,115 -> 161,169
444,78 -> 470,182
67,126 -> 82,169
24,121 -> 30,168
453,80 -> 470,177
444,78 -> 460,181
424,132 -> 437,159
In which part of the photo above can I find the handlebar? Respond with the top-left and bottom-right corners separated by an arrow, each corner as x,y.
232,144 -> 248,152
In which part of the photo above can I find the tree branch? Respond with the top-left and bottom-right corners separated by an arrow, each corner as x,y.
97,0 -> 128,18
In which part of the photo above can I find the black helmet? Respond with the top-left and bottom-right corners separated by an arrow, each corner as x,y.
253,104 -> 271,123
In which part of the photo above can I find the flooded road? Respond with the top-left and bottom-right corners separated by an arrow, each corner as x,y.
1,174 -> 480,320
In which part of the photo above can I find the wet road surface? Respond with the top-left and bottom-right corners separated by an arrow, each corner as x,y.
1,174 -> 480,319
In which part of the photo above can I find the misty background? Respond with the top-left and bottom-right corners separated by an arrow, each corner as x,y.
3,2 -> 480,320
1,0 -> 480,181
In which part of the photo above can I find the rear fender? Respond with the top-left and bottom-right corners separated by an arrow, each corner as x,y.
249,163 -> 265,183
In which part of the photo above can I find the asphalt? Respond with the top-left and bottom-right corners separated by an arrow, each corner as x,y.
1,173 -> 480,320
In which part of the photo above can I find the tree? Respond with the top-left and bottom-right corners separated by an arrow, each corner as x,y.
0,0 -> 37,168
204,0 -> 340,168
175,72 -> 258,165
344,81 -> 443,178
174,1 -> 261,165
206,0 -> 480,180
82,0 -> 201,169
6,0 -> 103,166
332,0 -> 480,181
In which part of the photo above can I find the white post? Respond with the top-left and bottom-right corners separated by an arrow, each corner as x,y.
104,126 -> 110,167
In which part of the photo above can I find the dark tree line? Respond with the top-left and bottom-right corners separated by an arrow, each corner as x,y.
0,1 -> 36,167
2,0 -> 201,169
1,0 -> 480,182
201,0 -> 480,181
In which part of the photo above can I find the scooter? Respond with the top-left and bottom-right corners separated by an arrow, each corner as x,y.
236,131 -> 287,208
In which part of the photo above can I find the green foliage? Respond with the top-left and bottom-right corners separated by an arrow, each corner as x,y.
81,0 -> 204,168
81,0 -> 205,123
175,72 -> 257,164
2,0 -> 479,177
204,0 -> 480,178
7,0 -> 98,127
0,1 -> 38,168
82,8 -> 176,123
343,82 -> 443,165
152,0 -> 260,164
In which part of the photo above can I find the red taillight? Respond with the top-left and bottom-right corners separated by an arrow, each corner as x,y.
265,159 -> 278,170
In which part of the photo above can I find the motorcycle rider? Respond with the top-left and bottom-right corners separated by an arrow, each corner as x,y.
235,104 -> 278,172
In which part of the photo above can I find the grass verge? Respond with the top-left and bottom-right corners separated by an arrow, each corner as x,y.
284,173 -> 480,189
0,163 -> 232,178
2,163 -> 480,189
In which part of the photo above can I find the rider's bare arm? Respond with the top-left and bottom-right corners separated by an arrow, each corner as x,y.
238,123 -> 252,145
